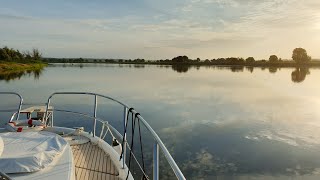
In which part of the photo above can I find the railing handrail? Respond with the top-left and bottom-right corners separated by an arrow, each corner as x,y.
54,108 -> 152,179
44,92 -> 186,180
0,92 -> 23,120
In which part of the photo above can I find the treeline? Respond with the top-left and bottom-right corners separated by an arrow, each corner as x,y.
45,56 -> 260,65
46,56 -> 316,67
160,56 -> 278,65
0,46 -> 42,63
45,47 -> 316,67
44,57 -> 147,63
157,48 -> 312,66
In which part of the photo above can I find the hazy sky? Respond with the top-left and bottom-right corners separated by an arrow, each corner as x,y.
0,0 -> 319,60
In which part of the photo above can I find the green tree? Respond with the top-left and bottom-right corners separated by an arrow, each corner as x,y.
172,56 -> 189,63
0,46 -> 43,63
292,48 -> 311,63
0,48 -> 11,61
245,57 -> 255,64
269,55 -> 278,63
31,48 -> 42,62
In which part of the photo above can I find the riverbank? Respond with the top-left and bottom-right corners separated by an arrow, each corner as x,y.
0,63 -> 46,81
0,63 -> 46,73
45,57 -> 320,68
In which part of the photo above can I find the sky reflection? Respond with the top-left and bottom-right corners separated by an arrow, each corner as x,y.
1,65 -> 320,179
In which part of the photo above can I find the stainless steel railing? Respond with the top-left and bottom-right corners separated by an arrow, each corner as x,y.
51,108 -> 151,178
44,92 -> 186,180
0,92 -> 23,120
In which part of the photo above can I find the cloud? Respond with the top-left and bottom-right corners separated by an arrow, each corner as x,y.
1,0 -> 320,59
237,0 -> 320,29
0,14 -> 31,20
0,7 -> 32,20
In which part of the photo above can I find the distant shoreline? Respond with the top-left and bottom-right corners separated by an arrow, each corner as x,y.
47,61 -> 320,68
43,48 -> 316,68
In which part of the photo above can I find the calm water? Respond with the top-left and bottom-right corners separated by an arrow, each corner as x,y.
1,64 -> 320,179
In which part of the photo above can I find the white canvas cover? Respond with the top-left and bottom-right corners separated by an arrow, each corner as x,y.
0,136 -> 3,156
0,131 -> 67,174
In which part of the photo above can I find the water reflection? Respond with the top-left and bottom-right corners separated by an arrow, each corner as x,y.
133,64 -> 145,68
230,66 -> 244,72
269,67 -> 278,73
2,64 -> 320,179
170,64 -> 312,83
46,63 -> 315,83
246,66 -> 254,73
0,68 -> 43,82
171,64 -> 191,73
291,68 -> 310,83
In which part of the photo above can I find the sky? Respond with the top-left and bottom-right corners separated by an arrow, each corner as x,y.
0,0 -> 320,60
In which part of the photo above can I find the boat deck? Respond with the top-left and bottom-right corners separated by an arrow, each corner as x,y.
71,142 -> 120,180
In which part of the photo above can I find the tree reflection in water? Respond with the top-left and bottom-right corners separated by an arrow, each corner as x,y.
246,66 -> 254,73
171,64 -> 191,73
230,66 -> 244,72
291,68 -> 310,83
0,68 -> 43,82
269,67 -> 278,73
4,64 -> 311,84
170,65 -> 311,83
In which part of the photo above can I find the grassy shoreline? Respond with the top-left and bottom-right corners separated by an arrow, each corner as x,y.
0,63 -> 46,73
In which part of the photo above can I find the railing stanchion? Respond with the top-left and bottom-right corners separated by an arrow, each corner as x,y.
93,95 -> 97,137
153,142 -> 159,180
51,112 -> 54,127
122,106 -> 128,169
44,99 -> 51,125
16,94 -> 23,120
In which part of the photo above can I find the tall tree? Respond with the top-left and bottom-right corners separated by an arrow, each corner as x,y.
269,55 -> 278,63
172,56 -> 189,63
245,57 -> 255,64
32,48 -> 42,62
292,48 -> 311,63
0,48 -> 11,61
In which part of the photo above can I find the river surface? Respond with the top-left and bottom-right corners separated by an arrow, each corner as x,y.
1,64 -> 320,179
